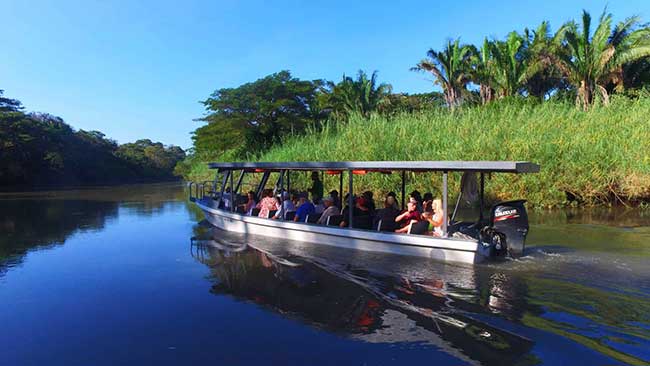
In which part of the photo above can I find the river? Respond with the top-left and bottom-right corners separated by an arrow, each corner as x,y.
1,183 -> 648,365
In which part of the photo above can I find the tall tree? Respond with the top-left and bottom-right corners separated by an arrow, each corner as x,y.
553,9 -> 650,109
197,71 -> 322,155
412,39 -> 474,109
327,70 -> 392,117
487,31 -> 530,98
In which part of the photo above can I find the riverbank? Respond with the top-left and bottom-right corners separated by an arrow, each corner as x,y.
183,97 -> 650,207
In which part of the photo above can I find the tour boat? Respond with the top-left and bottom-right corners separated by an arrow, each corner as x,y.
189,161 -> 540,264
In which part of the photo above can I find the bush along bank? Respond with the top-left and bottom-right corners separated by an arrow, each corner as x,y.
182,97 -> 650,208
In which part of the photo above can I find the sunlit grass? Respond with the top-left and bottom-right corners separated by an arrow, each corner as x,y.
187,97 -> 650,207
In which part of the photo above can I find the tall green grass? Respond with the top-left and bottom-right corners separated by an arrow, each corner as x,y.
186,97 -> 650,207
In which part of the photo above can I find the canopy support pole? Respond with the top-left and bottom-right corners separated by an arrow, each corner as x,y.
401,171 -> 406,210
229,169 -> 234,213
339,172 -> 343,208
234,170 -> 245,195
348,169 -> 354,228
256,171 -> 270,200
278,169 -> 285,220
286,170 -> 291,198
478,173 -> 485,222
442,171 -> 448,237
217,169 -> 229,208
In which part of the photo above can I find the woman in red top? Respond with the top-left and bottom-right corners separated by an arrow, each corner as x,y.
394,200 -> 422,233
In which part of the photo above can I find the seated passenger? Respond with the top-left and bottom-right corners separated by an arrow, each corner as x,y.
362,191 -> 376,214
423,198 -> 445,237
294,192 -> 315,222
313,197 -> 325,214
373,196 -> 401,229
272,191 -> 296,219
386,191 -> 399,210
243,191 -> 257,215
316,195 -> 339,225
256,189 -> 279,218
329,190 -> 341,208
409,190 -> 423,212
340,196 -> 371,228
395,199 -> 422,233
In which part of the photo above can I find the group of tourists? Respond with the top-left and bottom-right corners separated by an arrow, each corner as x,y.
234,171 -> 445,236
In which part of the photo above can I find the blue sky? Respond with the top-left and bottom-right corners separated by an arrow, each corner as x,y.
1,0 -> 647,148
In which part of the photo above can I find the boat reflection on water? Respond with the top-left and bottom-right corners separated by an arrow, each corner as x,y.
190,230 -> 535,366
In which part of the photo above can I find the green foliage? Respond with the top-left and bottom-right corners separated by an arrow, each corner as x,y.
195,70 -> 323,157
413,39 -> 474,108
0,91 -> 185,188
186,97 -> 650,208
324,70 -> 392,117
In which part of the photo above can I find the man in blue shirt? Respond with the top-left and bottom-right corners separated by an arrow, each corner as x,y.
294,191 -> 315,222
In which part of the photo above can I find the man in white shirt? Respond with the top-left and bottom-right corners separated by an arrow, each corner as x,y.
272,191 -> 295,219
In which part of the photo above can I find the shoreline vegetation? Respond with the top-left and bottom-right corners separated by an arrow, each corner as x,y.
0,91 -> 185,190
179,8 -> 650,208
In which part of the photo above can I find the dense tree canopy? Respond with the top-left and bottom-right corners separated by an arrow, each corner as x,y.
194,71 -> 324,158
0,91 -> 185,188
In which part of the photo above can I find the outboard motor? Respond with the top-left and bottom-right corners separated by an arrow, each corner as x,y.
487,200 -> 530,257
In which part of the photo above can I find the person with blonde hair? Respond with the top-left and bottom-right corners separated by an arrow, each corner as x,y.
423,198 -> 445,236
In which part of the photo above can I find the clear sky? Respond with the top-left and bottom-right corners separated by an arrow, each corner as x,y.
1,0 -> 647,148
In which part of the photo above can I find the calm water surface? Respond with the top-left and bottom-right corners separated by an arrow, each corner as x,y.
1,184 -> 649,365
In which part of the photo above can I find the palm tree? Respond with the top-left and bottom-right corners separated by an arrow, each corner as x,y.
412,39 -> 474,109
522,21 -> 570,99
328,70 -> 392,117
469,39 -> 495,105
487,31 -> 531,98
554,9 -> 650,109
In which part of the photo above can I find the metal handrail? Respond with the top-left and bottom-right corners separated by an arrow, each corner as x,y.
188,181 -> 206,202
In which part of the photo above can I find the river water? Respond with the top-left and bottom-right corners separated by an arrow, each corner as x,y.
1,183 -> 648,365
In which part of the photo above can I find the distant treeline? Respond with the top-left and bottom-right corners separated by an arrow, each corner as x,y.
181,8 -> 650,174
0,90 -> 185,189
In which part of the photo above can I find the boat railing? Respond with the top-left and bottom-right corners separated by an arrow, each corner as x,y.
189,180 -> 218,202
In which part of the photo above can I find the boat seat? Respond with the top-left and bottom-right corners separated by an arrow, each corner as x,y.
268,210 -> 278,219
326,215 -> 343,226
306,213 -> 322,224
251,208 -> 261,217
376,219 -> 397,232
408,221 -> 429,235
235,206 -> 245,214
284,211 -> 296,221
351,215 -> 373,230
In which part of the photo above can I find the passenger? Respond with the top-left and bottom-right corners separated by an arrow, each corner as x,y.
410,190 -> 423,212
373,196 -> 401,230
394,199 -> 422,233
362,191 -> 376,214
256,189 -> 279,218
294,192 -> 315,222
423,199 -> 445,237
313,197 -> 325,214
308,171 -> 323,201
271,191 -> 295,219
317,195 -> 339,225
423,192 -> 433,203
243,191 -> 257,215
222,187 -> 232,209
340,196 -> 371,228
329,190 -> 341,208
386,191 -> 399,210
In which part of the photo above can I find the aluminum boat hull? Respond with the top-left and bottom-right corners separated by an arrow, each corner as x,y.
195,198 -> 489,264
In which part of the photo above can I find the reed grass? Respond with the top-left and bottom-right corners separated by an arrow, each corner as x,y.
186,96 -> 650,207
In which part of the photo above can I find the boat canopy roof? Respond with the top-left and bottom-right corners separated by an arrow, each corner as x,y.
208,161 -> 540,174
